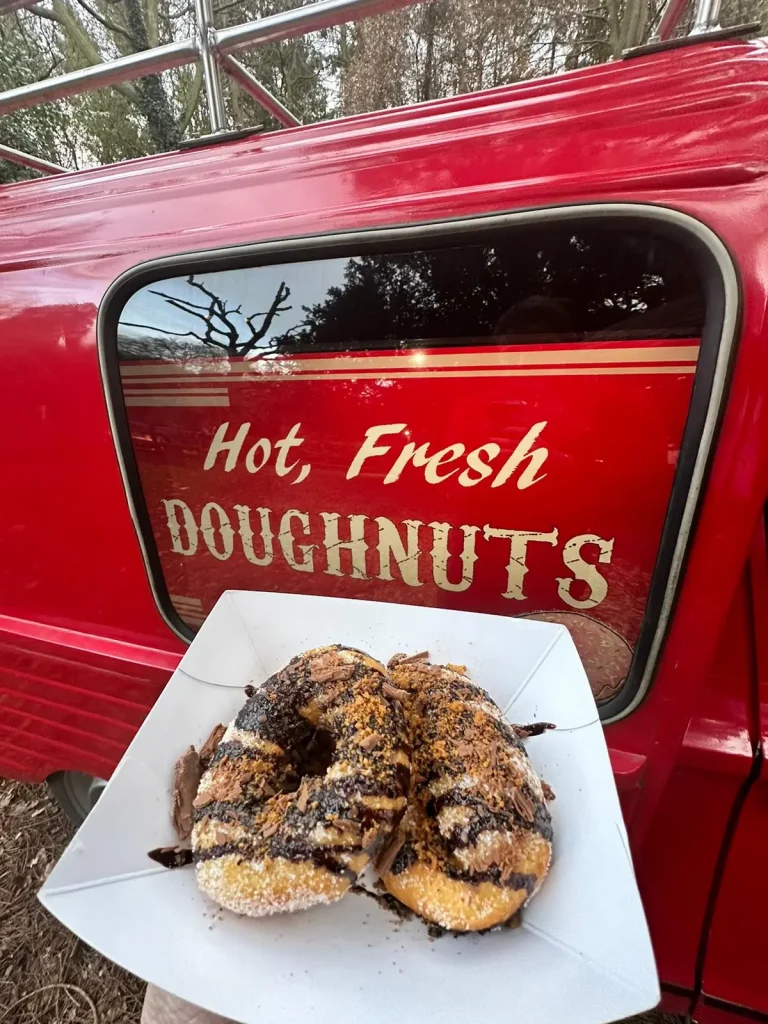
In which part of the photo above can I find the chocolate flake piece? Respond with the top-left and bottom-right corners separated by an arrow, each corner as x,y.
455,742 -> 474,757
327,818 -> 361,836
362,826 -> 384,851
541,781 -> 556,801
488,740 -> 499,768
199,723 -> 226,765
194,775 -> 244,807
387,651 -> 430,670
148,845 -> 193,869
296,778 -> 311,813
401,651 -> 430,664
244,685 -> 256,697
261,821 -> 279,838
383,681 -> 410,701
375,830 -> 405,875
359,732 -> 383,751
310,663 -> 356,684
512,722 -> 556,738
171,746 -> 201,841
510,787 -> 535,823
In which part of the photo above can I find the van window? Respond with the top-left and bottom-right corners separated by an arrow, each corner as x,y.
111,220 -> 706,709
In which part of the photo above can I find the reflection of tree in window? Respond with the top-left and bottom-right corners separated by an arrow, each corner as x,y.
117,226 -> 705,361
121,274 -> 292,359
273,228 -> 704,353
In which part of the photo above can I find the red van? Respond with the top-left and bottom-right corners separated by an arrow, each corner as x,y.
1,1 -> 766,1019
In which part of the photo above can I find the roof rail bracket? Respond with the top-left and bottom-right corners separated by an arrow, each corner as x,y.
177,125 -> 262,150
623,22 -> 760,59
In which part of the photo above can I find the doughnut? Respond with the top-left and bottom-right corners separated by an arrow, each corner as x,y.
191,645 -> 410,917
379,655 -> 553,932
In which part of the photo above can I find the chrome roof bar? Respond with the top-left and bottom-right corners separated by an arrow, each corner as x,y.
0,140 -> 66,173
0,0 -> 739,177
0,0 -> 429,175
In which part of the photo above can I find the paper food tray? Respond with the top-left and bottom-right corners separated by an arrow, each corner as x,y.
40,591 -> 659,1024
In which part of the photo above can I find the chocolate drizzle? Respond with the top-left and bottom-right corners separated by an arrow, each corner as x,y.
192,646 -> 410,886
193,840 -> 358,879
380,658 -> 553,923
428,785 -> 553,844
387,840 -> 536,892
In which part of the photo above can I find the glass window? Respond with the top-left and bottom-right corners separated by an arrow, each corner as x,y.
119,227 -> 703,363
111,220 -> 707,709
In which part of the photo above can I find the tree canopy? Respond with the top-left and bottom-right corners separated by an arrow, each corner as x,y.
271,227 -> 705,352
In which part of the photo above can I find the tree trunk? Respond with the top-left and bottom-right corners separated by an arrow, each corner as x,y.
123,0 -> 180,151
620,0 -> 650,50
605,0 -> 623,57
421,3 -> 437,102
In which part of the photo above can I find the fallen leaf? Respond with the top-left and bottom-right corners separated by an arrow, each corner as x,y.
30,848 -> 48,869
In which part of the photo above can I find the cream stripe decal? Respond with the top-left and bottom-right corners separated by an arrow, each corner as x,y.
122,388 -> 229,395
170,595 -> 206,623
119,343 -> 700,378
123,365 -> 695,387
124,395 -> 230,407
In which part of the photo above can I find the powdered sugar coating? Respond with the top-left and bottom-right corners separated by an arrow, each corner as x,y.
381,657 -> 553,931
192,646 -> 410,918
196,853 -> 351,917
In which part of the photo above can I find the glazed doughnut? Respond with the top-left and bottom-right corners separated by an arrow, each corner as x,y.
191,645 -> 410,916
379,656 -> 553,932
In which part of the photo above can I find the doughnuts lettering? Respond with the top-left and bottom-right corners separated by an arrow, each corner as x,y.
191,645 -> 410,916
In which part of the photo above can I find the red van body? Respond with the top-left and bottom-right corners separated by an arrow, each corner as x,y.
1,36 -> 767,1021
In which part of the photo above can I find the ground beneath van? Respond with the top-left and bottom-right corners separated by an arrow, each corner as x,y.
0,775 -> 678,1024
0,778 -> 144,1023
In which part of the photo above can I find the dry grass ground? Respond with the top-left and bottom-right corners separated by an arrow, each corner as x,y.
0,778 -> 145,1023
0,774 -> 684,1024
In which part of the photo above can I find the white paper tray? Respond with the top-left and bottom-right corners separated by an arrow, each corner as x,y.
40,591 -> 659,1024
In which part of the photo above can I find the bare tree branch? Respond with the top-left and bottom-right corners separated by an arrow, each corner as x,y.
121,321 -> 208,342
72,0 -> 138,46
27,4 -> 58,21
28,0 -> 140,104
242,281 -> 291,354
213,0 -> 245,14
147,291 -> 231,340
135,276 -> 292,357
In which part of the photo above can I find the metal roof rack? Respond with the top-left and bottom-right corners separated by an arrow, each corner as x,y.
0,0 -> 744,177
0,0 -> 431,176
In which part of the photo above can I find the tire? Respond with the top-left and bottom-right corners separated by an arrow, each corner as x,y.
47,771 -> 107,826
